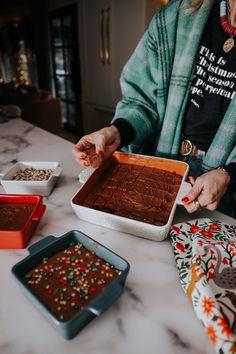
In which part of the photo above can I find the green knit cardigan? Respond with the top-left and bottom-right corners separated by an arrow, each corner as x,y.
112,0 -> 236,173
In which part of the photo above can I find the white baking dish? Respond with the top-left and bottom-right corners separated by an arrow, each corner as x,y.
1,161 -> 63,196
71,152 -> 189,241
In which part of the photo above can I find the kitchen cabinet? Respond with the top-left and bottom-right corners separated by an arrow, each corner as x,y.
78,0 -> 160,133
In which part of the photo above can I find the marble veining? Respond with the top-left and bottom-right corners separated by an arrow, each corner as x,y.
167,328 -> 191,350
0,119 -> 235,354
0,135 -> 29,169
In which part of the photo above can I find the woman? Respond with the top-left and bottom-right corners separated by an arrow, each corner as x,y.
72,0 -> 236,217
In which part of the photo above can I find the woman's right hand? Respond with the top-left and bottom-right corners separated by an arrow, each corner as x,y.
72,125 -> 121,167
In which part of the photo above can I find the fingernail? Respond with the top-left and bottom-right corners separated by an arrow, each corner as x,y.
98,150 -> 104,158
80,153 -> 86,159
181,197 -> 189,203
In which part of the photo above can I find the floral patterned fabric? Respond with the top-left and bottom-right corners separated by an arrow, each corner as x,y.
170,218 -> 236,354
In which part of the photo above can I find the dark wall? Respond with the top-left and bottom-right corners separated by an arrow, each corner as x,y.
29,0 -> 52,91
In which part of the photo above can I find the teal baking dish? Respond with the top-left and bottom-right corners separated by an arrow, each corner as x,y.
11,230 -> 130,339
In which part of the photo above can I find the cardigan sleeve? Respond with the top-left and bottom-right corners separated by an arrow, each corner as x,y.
224,163 -> 236,192
111,16 -> 161,146
111,118 -> 135,148
111,0 -> 181,150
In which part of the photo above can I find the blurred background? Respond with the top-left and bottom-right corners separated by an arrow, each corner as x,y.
0,0 -> 167,142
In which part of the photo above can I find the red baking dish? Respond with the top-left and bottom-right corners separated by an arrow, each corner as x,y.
0,194 -> 46,249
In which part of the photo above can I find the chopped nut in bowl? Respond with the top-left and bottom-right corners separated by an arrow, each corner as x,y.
12,168 -> 53,181
1,161 -> 63,196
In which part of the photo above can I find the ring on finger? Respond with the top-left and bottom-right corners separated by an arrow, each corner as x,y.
194,199 -> 202,210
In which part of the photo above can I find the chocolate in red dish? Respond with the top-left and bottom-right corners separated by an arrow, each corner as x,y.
81,163 -> 182,226
0,203 -> 34,230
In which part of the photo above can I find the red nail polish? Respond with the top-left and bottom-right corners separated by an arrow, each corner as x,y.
98,150 -> 104,158
181,197 -> 189,203
80,153 -> 86,159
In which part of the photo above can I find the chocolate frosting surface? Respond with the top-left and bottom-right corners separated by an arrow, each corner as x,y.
82,163 -> 182,226
0,203 -> 34,230
24,242 -> 121,321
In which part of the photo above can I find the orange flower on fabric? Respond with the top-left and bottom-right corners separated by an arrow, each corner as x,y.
218,317 -> 232,339
199,230 -> 214,238
202,296 -> 215,316
209,223 -> 221,231
190,225 -> 200,234
207,325 -> 217,345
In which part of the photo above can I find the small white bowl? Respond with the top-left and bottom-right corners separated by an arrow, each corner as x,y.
1,161 -> 63,196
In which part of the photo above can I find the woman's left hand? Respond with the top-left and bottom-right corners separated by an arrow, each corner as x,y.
181,169 -> 230,212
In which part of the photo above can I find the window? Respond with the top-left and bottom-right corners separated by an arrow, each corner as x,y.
49,4 -> 82,135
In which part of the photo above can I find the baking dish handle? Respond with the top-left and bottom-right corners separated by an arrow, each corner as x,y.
176,181 -> 192,205
87,283 -> 124,316
53,166 -> 63,176
78,167 -> 96,184
31,204 -> 46,221
28,236 -> 56,255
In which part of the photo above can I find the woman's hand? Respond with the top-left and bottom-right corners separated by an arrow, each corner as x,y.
181,169 -> 230,212
72,125 -> 121,167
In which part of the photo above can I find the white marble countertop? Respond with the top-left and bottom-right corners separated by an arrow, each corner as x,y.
0,119 -> 235,354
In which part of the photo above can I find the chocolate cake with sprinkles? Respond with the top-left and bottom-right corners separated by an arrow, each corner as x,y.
81,163 -> 182,226
24,242 -> 122,321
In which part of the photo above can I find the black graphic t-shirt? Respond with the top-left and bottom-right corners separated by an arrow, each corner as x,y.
183,0 -> 236,151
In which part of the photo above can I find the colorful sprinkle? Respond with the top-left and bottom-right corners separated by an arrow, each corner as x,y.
23,242 -> 122,321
